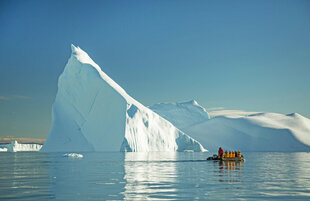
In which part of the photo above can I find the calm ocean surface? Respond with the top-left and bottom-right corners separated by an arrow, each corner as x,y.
0,152 -> 309,200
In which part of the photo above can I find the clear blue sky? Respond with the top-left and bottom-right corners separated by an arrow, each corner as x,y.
0,0 -> 309,138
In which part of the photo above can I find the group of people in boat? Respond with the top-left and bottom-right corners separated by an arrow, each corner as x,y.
218,147 -> 242,158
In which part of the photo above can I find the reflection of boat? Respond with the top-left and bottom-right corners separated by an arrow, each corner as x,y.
207,154 -> 245,162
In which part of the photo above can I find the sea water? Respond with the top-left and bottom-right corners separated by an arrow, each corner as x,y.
0,152 -> 309,200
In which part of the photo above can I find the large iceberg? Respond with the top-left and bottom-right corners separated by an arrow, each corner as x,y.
149,101 -> 310,152
185,112 -> 310,152
41,45 -> 205,152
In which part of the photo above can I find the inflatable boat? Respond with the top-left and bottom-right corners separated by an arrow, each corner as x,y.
207,155 -> 245,162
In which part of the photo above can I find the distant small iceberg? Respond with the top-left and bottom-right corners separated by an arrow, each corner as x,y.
0,147 -> 8,152
0,140 -> 42,152
63,153 -> 84,158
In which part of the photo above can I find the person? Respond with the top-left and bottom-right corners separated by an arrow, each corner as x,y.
218,147 -> 224,158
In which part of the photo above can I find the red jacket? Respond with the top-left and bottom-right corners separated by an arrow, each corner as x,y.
218,148 -> 224,155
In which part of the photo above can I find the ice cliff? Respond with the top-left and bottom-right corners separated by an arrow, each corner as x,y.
149,101 -> 310,152
0,141 -> 42,152
41,45 -> 205,152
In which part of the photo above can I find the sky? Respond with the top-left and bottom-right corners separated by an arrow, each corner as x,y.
0,0 -> 309,139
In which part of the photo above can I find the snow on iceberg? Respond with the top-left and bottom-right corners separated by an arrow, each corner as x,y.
149,102 -> 310,152
0,140 -> 42,152
41,45 -> 205,152
149,100 -> 210,130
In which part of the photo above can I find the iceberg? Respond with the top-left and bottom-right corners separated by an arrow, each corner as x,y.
0,148 -> 8,152
149,101 -> 310,152
41,45 -> 205,152
184,112 -> 310,152
0,140 -> 42,152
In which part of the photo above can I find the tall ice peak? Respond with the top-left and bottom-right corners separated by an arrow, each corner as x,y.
41,45 -> 206,152
188,100 -> 198,106
70,44 -> 100,70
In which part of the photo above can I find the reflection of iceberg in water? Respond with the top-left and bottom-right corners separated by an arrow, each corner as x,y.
123,152 -> 178,200
47,153 -> 126,200
258,152 -> 310,197
286,152 -> 310,197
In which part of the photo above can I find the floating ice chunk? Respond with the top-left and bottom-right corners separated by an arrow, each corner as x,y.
63,153 -> 84,158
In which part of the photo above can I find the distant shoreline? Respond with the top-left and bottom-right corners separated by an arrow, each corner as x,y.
0,137 -> 45,145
